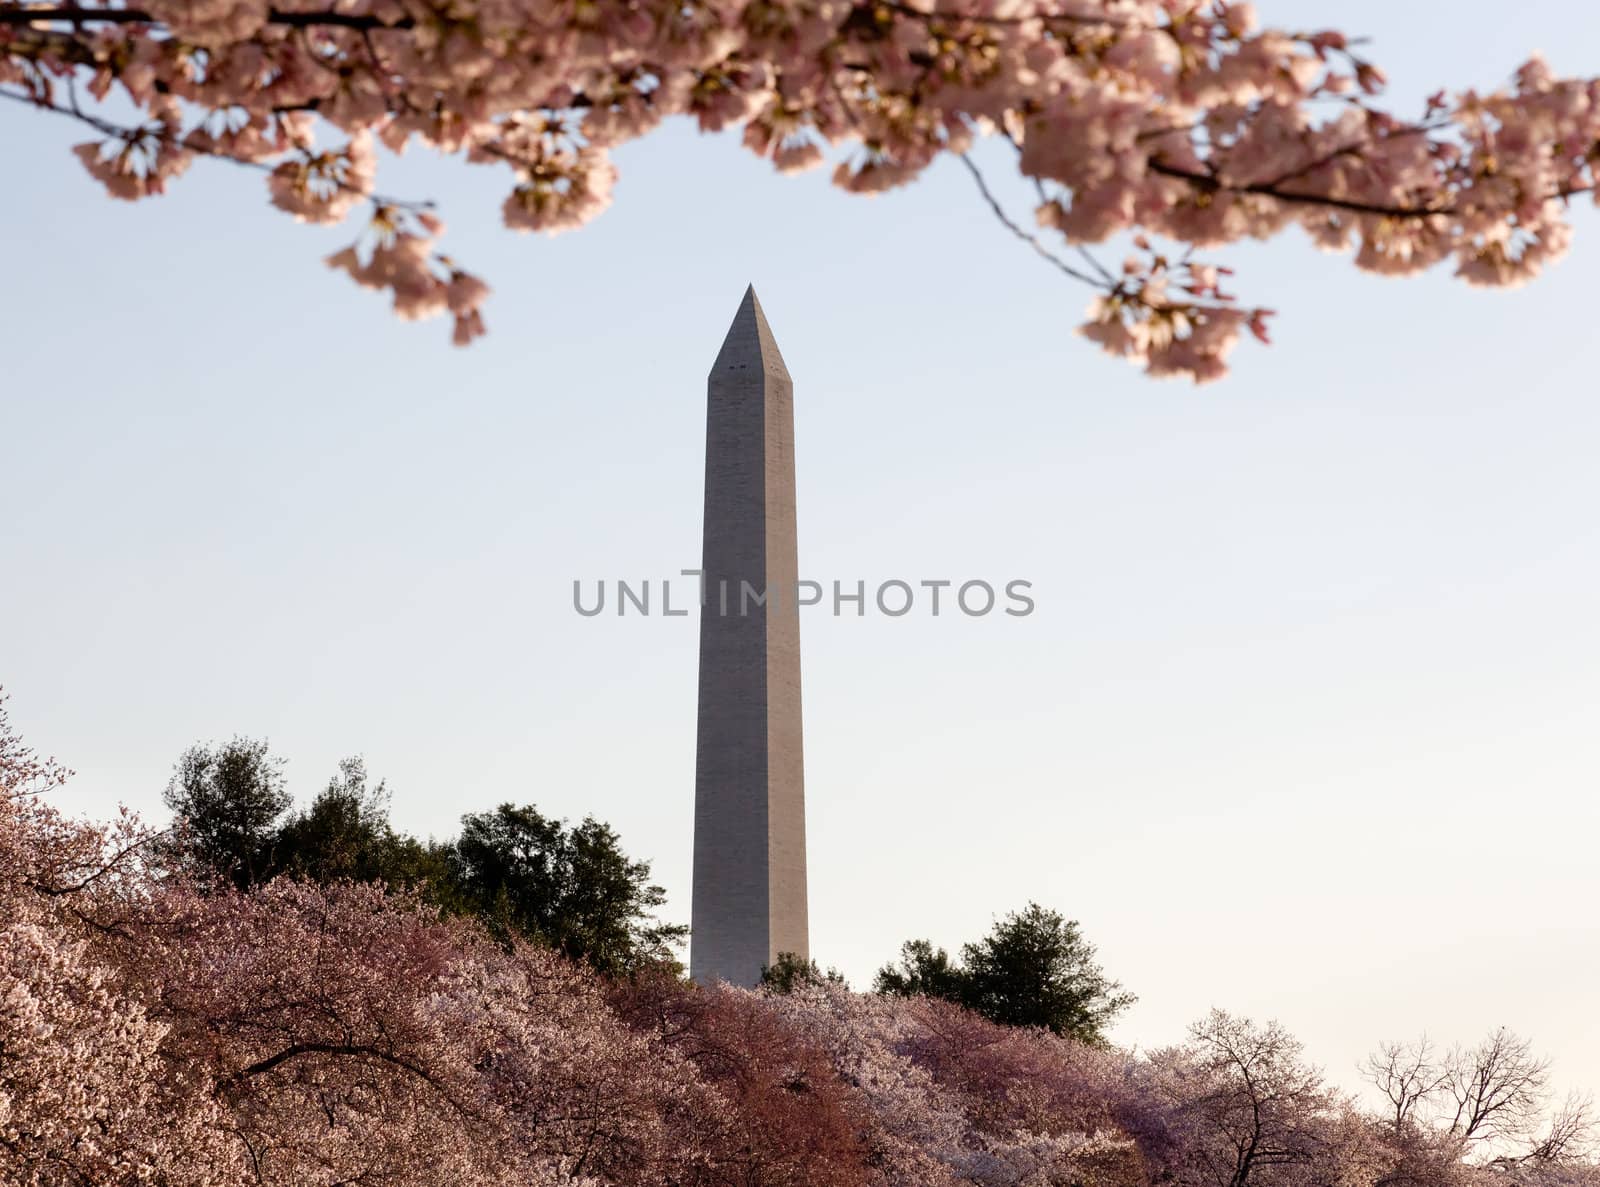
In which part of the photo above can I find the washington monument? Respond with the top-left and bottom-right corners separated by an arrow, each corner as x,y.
690,287 -> 809,987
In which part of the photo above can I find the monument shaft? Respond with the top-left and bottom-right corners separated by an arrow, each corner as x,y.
691,287 -> 808,987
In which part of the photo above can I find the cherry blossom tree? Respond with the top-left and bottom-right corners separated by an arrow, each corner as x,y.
4,0 -> 1597,379
609,971 -> 875,1185
1,694 -> 239,1185
1,694 -> 693,1186
107,873 -> 719,1185
7,691 -> 1600,1186
0,919 -> 244,1187
1365,1032 -> 1595,1170
1145,1010 -> 1362,1187
758,979 -> 1154,1187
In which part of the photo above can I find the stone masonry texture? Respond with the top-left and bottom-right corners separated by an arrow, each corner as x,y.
690,287 -> 809,987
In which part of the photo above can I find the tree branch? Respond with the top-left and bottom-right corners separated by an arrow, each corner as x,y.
0,85 -> 433,213
1148,156 -> 1594,219
958,152 -> 1106,288
219,1041 -> 468,1115
0,5 -> 416,30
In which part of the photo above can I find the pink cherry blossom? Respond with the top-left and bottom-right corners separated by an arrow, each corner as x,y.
8,0 -> 1600,375
4,690 -> 1600,1183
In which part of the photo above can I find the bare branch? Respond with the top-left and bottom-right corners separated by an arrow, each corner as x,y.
958,152 -> 1106,289
1446,1029 -> 1552,1149
1364,1037 -> 1449,1135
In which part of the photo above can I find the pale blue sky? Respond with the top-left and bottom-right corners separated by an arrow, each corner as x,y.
3,1 -> 1598,1102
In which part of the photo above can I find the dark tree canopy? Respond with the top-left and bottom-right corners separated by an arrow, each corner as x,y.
160,742 -> 683,976
961,903 -> 1135,1038
274,756 -> 390,880
274,757 -> 456,895
448,804 -> 687,976
760,952 -> 848,994
161,736 -> 289,889
876,903 -> 1134,1042
873,939 -> 966,1002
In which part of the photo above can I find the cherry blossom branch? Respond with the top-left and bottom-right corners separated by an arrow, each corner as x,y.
0,5 -> 416,30
6,0 -> 1594,380
880,1 -> 1129,29
0,83 -> 435,209
960,151 -> 1258,350
218,1037 -> 485,1122
224,1042 -> 436,1090
1146,157 -> 1454,219
1149,156 -> 1596,219
29,828 -> 166,897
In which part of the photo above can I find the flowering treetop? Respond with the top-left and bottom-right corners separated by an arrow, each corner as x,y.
2,0 -> 1596,380
3,691 -> 1598,1184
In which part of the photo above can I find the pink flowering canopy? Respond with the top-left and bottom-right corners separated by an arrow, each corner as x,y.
2,1 -> 1596,379
4,686 -> 1600,1184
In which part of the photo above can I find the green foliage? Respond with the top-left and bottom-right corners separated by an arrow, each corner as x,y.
160,742 -> 683,977
274,758 -> 457,897
875,903 -> 1134,1042
161,737 -> 289,889
449,804 -> 687,976
872,939 -> 964,1000
961,903 -> 1135,1039
760,952 -> 848,994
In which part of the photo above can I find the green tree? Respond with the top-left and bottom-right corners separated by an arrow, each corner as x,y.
873,939 -> 965,1001
160,740 -> 685,973
960,904 -> 1133,1040
875,904 -> 1134,1043
760,952 -> 847,994
274,757 -> 457,897
449,803 -> 687,976
161,737 -> 289,888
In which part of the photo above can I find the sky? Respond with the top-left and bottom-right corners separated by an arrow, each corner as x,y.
3,0 -> 1598,1106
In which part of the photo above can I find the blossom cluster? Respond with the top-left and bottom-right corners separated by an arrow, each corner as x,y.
3,0 -> 1596,376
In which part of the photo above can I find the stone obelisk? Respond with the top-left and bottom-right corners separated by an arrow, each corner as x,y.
690,286 -> 808,987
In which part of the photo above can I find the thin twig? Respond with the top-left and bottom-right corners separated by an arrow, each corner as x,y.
958,152 -> 1104,288
0,84 -> 433,211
